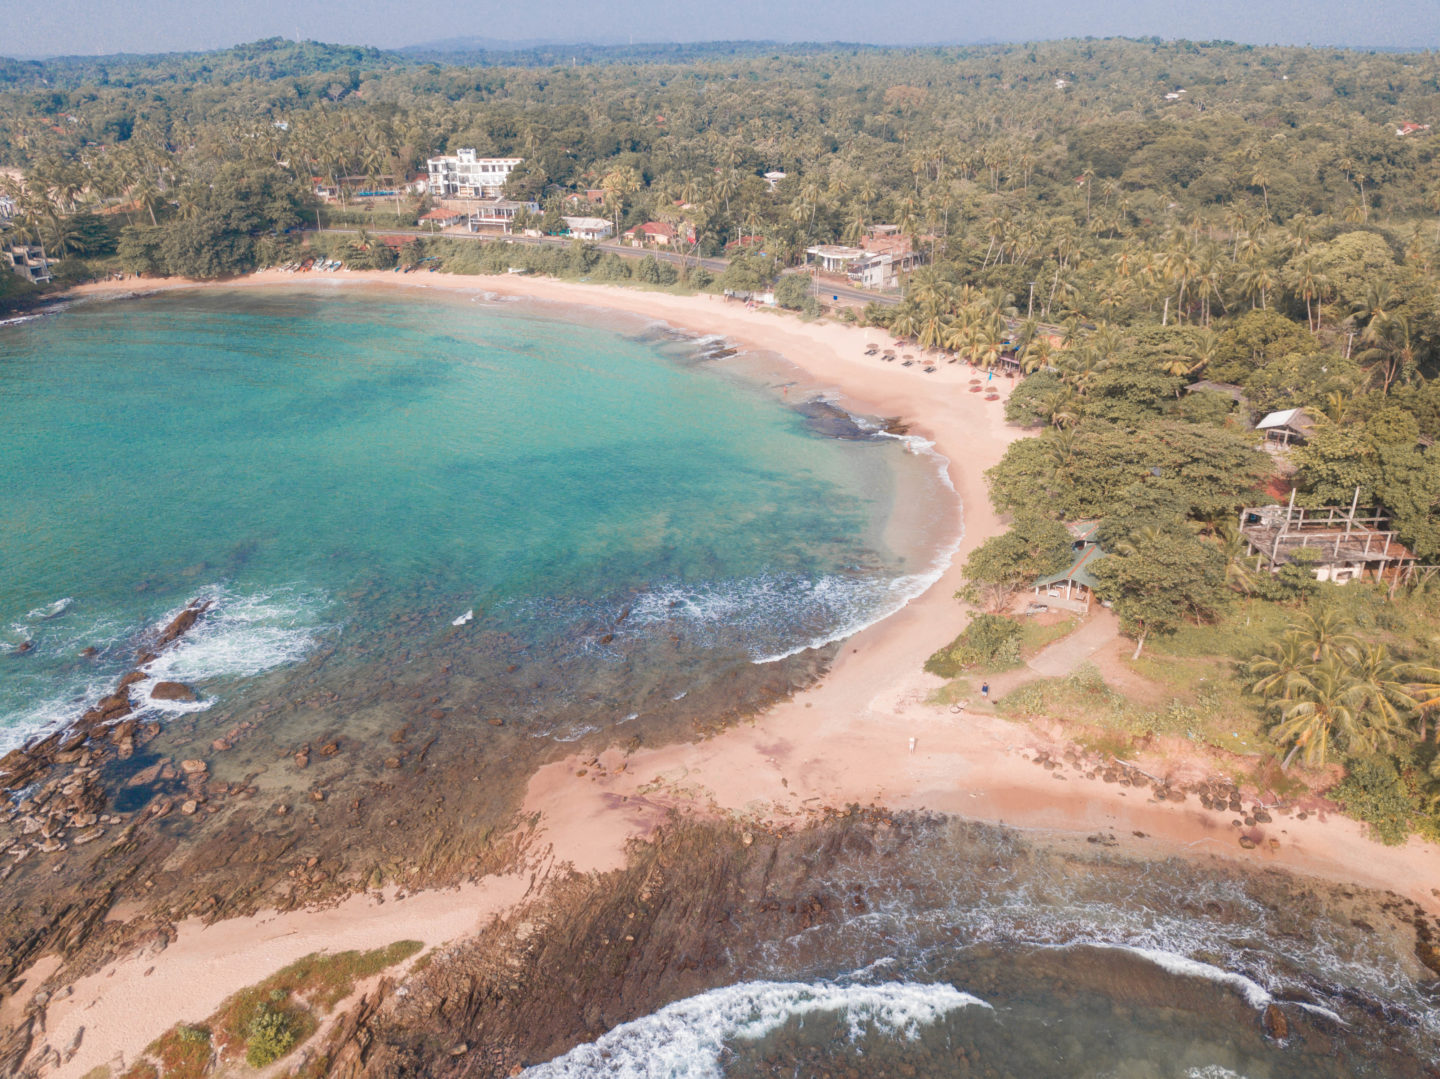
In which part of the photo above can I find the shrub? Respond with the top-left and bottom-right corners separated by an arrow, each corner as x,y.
246,1004 -> 298,1067
925,614 -> 1023,677
774,273 -> 810,309
1331,756 -> 1416,845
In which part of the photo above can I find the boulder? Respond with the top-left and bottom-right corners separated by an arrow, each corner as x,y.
151,682 -> 198,702
156,601 -> 211,646
179,759 -> 208,775
1262,1002 -> 1288,1041
13,640 -> 33,655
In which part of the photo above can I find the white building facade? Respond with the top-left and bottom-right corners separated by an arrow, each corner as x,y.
426,150 -> 523,199
562,216 -> 615,241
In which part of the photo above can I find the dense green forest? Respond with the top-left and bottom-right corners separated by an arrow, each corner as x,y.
3,35 -> 1440,841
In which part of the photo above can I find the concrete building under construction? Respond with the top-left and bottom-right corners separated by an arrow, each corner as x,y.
1238,489 -> 1416,585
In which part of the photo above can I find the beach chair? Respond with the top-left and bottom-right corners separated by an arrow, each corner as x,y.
902,360 -> 914,367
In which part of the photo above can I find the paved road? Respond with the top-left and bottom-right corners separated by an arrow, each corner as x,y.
309,226 -> 900,306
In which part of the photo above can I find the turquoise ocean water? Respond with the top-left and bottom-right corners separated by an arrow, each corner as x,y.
0,285 -> 950,751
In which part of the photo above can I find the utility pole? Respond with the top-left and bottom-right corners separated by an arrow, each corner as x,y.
1027,280 -> 1037,319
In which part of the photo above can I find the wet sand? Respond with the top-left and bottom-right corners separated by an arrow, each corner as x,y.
24,268 -> 1440,1077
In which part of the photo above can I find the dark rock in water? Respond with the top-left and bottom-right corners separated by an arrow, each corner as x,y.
79,646 -> 98,658
156,600 -> 212,646
118,671 -> 146,689
151,682 -> 198,702
791,398 -> 876,441
13,640 -> 33,655
1262,1002 -> 1289,1040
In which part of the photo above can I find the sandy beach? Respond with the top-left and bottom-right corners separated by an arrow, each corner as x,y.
26,267 -> 1440,1077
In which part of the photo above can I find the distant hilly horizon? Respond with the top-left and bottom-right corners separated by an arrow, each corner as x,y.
4,32 -> 1435,65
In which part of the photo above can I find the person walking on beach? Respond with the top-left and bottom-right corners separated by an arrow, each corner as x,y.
981,681 -> 989,701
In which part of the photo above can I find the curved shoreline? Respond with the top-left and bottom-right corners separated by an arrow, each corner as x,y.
24,268 -> 1440,1077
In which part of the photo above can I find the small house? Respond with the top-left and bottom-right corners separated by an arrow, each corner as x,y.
763,170 -> 787,191
806,244 -> 866,274
468,199 -> 539,233
1256,407 -> 1315,447
420,208 -> 467,229
1032,521 -> 1107,614
623,221 -> 691,247
562,216 -> 615,242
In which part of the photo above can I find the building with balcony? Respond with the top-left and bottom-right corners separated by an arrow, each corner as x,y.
426,150 -> 523,199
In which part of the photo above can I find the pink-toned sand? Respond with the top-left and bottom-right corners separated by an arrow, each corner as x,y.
26,269 -> 1440,1077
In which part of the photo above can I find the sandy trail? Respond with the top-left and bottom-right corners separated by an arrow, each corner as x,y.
24,269 -> 1440,1077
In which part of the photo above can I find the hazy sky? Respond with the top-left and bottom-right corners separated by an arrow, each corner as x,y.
8,0 -> 1440,57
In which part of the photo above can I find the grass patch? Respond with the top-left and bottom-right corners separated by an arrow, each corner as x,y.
143,1024 -> 211,1079
1017,614 -> 1079,657
126,940 -> 423,1077
1148,600 -> 1293,661
996,663 -> 1269,752
925,677 -> 975,708
212,939 -> 423,1061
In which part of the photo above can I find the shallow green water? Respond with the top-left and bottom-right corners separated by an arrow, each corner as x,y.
0,285 -> 949,749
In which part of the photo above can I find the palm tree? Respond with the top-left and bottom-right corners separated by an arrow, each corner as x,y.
1250,635 -> 1311,700
1290,608 -> 1361,665
1291,254 -> 1330,333
1350,645 -> 1436,744
1036,388 -> 1080,428
1218,524 -> 1261,596
1268,658 -> 1366,769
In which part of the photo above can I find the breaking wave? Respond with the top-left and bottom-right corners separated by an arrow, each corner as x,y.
133,585 -> 332,712
523,980 -> 989,1079
0,584 -> 330,750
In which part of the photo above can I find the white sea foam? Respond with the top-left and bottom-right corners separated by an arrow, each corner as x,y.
452,609 -> 474,626
133,585 -> 329,712
1187,1068 -> 1250,1079
1104,946 -> 1275,1010
618,561 -> 963,667
522,980 -> 989,1079
24,597 -> 74,621
1062,944 -> 1345,1027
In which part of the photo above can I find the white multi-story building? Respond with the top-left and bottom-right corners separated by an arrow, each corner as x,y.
3,243 -> 52,284
426,150 -> 522,199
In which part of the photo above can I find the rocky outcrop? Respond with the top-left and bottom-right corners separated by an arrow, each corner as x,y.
155,600 -> 212,646
150,682 -> 198,702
